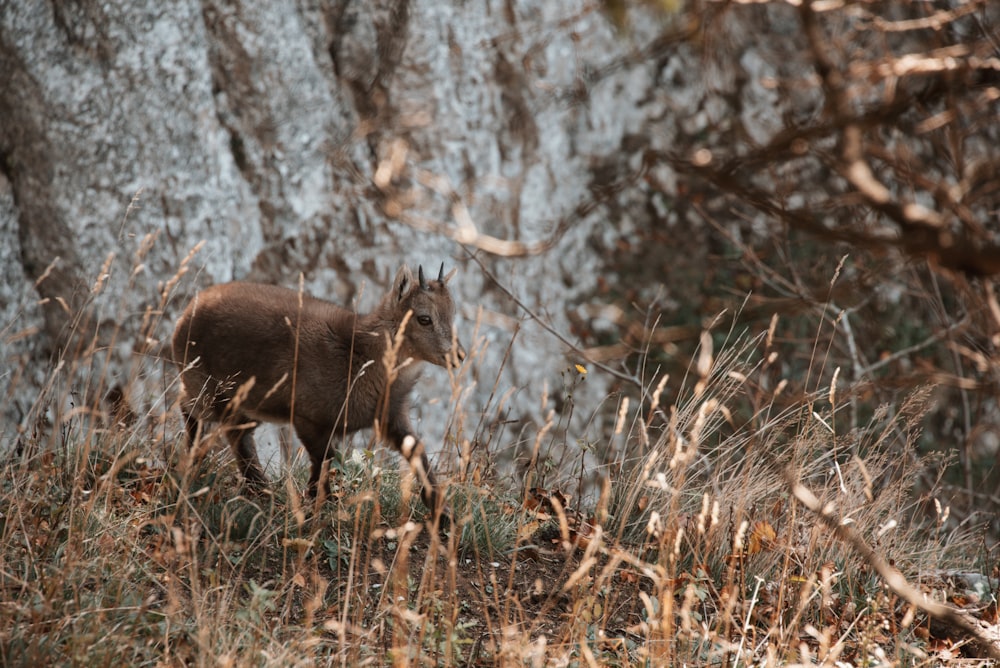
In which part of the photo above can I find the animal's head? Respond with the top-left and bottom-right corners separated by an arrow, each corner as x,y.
389,264 -> 465,368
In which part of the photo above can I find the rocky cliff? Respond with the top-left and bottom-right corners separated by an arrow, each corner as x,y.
7,1 -> 992,478
1,1 -> 699,462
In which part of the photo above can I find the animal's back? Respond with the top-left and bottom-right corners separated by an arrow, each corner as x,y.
172,282 -> 358,422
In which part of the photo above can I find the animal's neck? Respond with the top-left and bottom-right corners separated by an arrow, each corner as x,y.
351,311 -> 420,391
366,295 -> 405,331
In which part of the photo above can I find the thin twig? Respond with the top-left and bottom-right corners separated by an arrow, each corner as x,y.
463,250 -> 645,393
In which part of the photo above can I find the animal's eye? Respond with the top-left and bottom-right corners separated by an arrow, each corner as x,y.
417,315 -> 433,326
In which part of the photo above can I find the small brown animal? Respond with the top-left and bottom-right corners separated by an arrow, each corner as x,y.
171,264 -> 464,515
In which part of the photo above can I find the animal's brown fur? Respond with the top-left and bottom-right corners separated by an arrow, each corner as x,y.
171,264 -> 464,515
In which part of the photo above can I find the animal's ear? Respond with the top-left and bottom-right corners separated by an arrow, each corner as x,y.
393,265 -> 413,301
442,267 -> 457,284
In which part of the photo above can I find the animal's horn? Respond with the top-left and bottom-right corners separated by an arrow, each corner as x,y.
437,262 -> 444,282
418,265 -> 429,290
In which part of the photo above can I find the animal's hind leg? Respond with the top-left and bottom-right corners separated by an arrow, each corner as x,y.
182,410 -> 201,448
225,415 -> 268,488
178,379 -> 210,451
292,417 -> 335,500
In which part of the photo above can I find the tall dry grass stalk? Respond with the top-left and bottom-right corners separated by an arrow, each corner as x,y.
0,235 -> 986,666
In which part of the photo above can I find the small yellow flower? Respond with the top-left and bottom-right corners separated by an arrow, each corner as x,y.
574,364 -> 587,375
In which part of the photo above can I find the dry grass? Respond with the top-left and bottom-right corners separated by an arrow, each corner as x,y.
0,248 -> 994,667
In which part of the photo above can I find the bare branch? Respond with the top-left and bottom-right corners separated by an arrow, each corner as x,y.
787,471 -> 1000,660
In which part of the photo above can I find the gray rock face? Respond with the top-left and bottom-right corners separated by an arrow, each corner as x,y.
0,1 -> 703,468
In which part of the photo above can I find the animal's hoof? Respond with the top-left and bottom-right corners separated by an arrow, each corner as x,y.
241,476 -> 271,498
429,505 -> 452,534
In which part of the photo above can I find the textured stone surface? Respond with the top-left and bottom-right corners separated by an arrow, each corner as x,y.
0,1 -> 714,466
